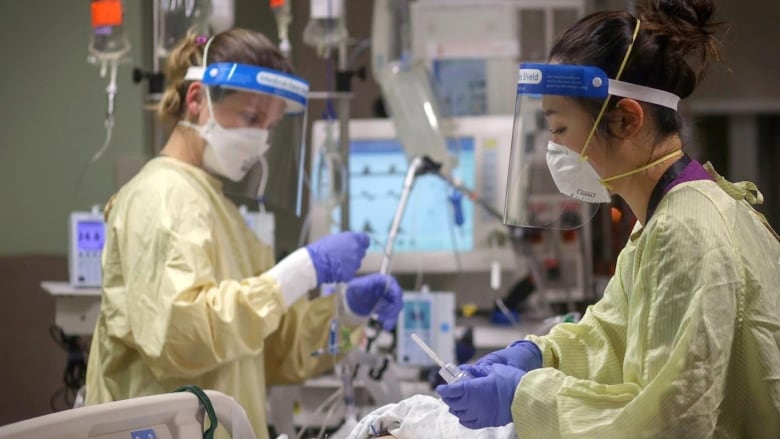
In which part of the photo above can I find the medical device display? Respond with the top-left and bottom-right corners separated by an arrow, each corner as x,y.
411,332 -> 472,384
347,136 -> 475,252
309,116 -> 517,273
69,209 -> 106,288
410,0 -> 585,115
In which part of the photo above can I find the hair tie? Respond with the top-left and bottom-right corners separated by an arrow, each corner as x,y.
195,35 -> 209,46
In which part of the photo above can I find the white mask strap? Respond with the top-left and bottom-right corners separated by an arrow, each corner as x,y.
177,120 -> 201,131
181,37 -> 218,119
201,36 -> 216,114
257,155 -> 269,201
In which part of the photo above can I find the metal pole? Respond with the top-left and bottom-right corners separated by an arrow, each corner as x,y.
337,18 -> 351,231
380,156 -> 425,275
152,0 -> 160,73
145,0 -> 167,157
364,156 -> 425,359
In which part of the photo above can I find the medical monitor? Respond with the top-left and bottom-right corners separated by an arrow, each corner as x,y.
69,211 -> 106,288
308,116 -> 518,274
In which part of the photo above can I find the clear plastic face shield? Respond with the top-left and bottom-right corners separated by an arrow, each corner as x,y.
182,48 -> 310,214
503,19 -> 680,229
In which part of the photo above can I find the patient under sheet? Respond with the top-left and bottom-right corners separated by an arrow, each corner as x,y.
347,395 -> 517,439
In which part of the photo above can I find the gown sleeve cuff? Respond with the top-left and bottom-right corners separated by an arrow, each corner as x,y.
526,334 -> 555,368
266,248 -> 318,307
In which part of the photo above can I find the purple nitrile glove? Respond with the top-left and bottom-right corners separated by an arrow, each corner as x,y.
475,340 -> 542,371
436,363 -> 526,429
305,231 -> 369,285
345,273 -> 404,331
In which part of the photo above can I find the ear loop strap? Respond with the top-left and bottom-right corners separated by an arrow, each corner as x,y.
579,18 -> 641,162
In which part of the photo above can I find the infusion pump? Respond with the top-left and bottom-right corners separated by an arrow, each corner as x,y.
68,207 -> 106,288
396,289 -> 456,367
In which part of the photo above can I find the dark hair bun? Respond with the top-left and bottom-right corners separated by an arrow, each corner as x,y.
656,0 -> 714,27
638,0 -> 723,79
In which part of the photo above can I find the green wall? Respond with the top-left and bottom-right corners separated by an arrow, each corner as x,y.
0,1 -> 283,256
0,1 -> 146,255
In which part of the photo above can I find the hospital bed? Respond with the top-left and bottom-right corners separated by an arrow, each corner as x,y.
0,389 -> 255,439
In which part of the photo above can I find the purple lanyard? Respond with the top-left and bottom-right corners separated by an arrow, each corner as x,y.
646,154 -> 713,222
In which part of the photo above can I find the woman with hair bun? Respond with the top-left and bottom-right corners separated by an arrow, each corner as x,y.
436,1 -> 780,437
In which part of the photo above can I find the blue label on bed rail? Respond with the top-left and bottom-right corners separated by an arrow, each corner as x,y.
130,428 -> 157,439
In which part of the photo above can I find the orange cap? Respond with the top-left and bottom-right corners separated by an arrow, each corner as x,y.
91,0 -> 123,28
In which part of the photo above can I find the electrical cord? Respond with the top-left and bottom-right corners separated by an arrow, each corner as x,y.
294,353 -> 342,439
49,325 -> 87,411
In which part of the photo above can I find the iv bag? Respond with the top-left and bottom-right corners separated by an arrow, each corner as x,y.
303,0 -> 347,56
376,60 -> 455,176
157,0 -> 213,59
88,0 -> 131,62
210,0 -> 234,33
271,0 -> 293,55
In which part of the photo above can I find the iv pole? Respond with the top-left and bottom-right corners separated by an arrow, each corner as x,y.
135,0 -> 167,157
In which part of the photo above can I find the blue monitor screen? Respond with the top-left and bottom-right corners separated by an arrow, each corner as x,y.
77,221 -> 105,251
403,299 -> 432,330
342,137 -> 475,253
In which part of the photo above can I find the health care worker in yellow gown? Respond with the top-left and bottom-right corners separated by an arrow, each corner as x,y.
437,0 -> 780,437
85,29 -> 404,438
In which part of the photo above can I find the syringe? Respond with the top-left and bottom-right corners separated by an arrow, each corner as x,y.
411,333 -> 473,384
